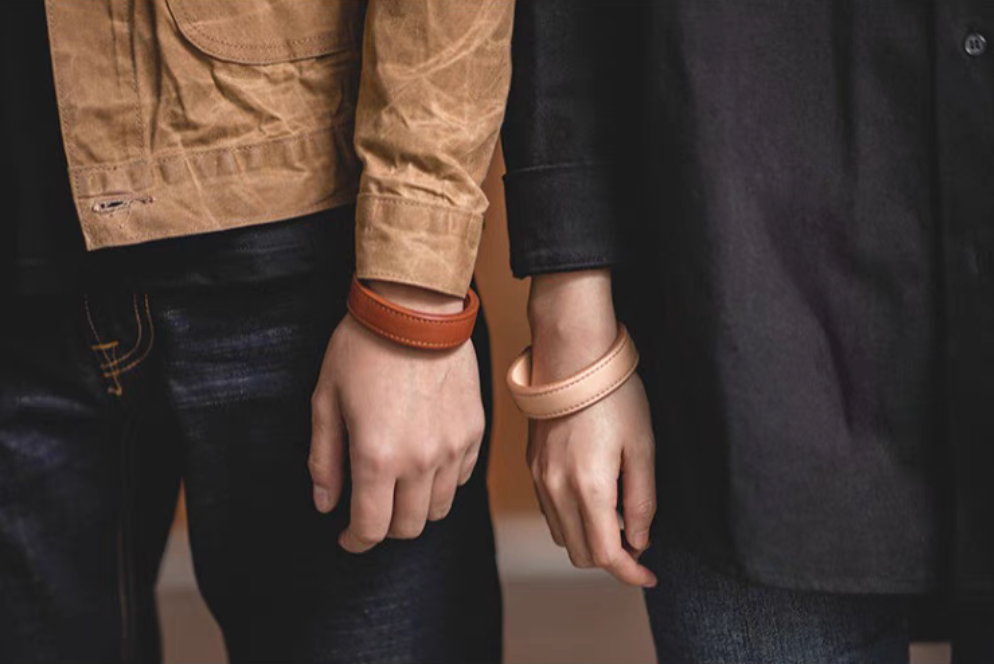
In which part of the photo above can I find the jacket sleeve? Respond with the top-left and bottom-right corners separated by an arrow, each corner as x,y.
501,0 -> 643,278
353,0 -> 515,297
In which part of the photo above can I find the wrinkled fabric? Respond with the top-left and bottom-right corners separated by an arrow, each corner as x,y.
43,0 -> 513,296
353,0 -> 514,295
2,1 -> 368,297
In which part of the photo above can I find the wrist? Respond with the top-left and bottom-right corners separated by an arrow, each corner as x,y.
366,279 -> 465,315
528,270 -> 615,328
527,270 -> 619,383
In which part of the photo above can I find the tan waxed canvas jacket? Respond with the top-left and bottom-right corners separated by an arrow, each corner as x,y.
46,0 -> 513,296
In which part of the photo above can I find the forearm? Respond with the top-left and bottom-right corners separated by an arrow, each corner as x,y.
521,268 -> 657,587
354,0 -> 514,297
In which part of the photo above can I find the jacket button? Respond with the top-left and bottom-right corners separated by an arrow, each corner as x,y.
964,32 -> 988,57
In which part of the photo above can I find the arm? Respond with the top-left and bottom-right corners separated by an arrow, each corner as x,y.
502,1 -> 657,586
355,0 -> 514,297
309,0 -> 514,553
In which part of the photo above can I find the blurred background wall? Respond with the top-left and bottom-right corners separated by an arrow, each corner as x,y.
477,147 -> 538,515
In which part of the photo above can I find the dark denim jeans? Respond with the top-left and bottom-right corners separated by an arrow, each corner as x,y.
643,539 -> 993,664
0,264 -> 500,662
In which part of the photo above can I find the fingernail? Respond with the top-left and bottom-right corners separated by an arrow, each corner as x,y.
313,486 -> 331,512
633,531 -> 649,552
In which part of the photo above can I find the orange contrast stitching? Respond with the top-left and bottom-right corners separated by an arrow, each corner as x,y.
538,363 -> 639,419
84,295 -> 123,396
517,334 -> 629,399
102,295 -> 155,376
356,291 -> 476,326
347,304 -> 465,349
100,294 -> 142,369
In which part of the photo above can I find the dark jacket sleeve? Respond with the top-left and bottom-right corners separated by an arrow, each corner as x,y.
501,0 -> 645,278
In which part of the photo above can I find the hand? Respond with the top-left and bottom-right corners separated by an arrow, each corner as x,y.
527,271 -> 657,587
309,280 -> 485,553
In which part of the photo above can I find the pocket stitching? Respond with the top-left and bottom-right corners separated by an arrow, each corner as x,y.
169,0 -> 357,58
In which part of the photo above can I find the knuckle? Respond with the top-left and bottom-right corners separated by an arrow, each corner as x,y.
310,391 -> 330,417
540,467 -> 566,493
429,503 -> 453,521
468,414 -> 486,443
444,437 -> 466,462
306,455 -> 327,480
433,483 -> 457,507
628,441 -> 655,464
390,520 -> 426,540
353,528 -> 385,547
629,498 -> 657,520
592,548 -> 619,569
462,451 -> 480,473
357,447 -> 393,475
637,435 -> 657,454
411,448 -> 437,474
568,551 -> 594,569
572,471 -> 609,498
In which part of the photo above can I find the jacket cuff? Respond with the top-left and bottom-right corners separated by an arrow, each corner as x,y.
503,164 -> 625,278
355,194 -> 483,297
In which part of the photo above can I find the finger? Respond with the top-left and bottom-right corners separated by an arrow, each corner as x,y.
309,388 -> 346,513
581,491 -> 658,588
429,463 -> 461,521
534,481 -> 567,547
622,441 -> 656,553
457,436 -> 483,486
389,474 -> 433,539
340,471 -> 394,554
547,481 -> 593,568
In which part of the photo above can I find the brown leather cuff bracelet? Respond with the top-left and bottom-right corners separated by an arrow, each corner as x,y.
346,275 -> 479,350
506,324 -> 639,420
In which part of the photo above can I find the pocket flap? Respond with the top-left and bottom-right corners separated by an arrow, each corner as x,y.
166,0 -> 363,64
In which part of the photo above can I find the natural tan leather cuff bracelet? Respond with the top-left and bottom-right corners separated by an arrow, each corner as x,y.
506,324 -> 639,420
346,275 -> 479,350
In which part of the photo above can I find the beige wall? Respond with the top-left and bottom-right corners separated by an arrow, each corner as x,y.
477,146 -> 538,515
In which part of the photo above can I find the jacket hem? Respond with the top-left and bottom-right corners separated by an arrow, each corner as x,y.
74,125 -> 360,251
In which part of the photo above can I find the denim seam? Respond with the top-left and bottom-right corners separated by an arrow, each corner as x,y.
100,294 -> 143,369
102,295 -> 155,377
84,295 -> 124,396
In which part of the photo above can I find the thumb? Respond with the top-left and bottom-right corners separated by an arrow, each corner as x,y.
621,439 -> 656,553
309,386 -> 346,513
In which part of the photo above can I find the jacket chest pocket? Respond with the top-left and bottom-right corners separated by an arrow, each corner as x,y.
165,0 -> 365,64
